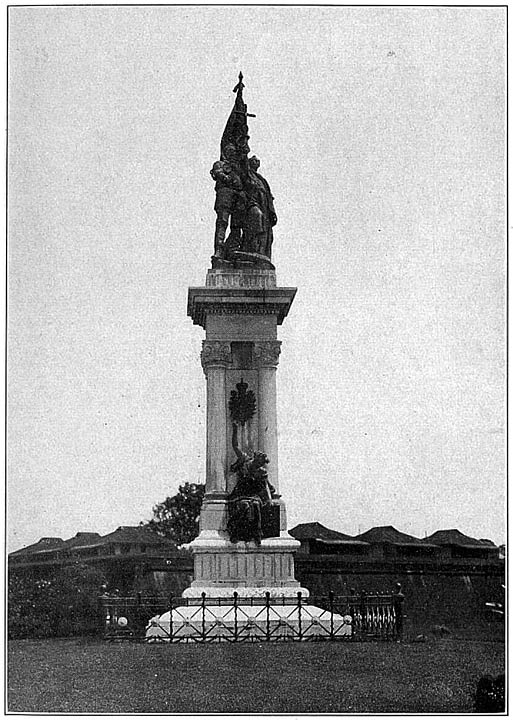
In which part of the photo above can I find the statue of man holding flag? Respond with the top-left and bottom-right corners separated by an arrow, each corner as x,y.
211,74 -> 277,268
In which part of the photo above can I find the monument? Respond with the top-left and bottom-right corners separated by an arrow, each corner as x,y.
146,75 -> 351,640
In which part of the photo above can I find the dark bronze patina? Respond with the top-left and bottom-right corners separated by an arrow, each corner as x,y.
227,422 -> 278,545
211,73 -> 277,269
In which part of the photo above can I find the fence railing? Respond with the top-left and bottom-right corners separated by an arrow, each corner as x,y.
99,585 -> 405,643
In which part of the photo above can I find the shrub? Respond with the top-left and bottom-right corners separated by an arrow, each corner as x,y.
8,563 -> 106,639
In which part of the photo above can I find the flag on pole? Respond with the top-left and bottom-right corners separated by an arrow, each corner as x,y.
220,72 -> 254,162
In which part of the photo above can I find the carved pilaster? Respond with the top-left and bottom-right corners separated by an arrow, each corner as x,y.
201,341 -> 232,371
253,340 -> 281,367
254,341 -> 281,494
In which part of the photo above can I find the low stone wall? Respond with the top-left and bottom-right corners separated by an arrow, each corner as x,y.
294,557 -> 505,635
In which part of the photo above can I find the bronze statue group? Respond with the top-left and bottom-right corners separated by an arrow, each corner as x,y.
210,73 -> 277,267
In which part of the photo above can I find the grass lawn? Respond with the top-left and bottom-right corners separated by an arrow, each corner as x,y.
8,637 -> 504,713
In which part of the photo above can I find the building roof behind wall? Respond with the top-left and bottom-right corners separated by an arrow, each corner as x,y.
100,526 -> 172,546
63,532 -> 103,550
9,537 -> 65,556
423,529 -> 497,548
289,522 -> 368,544
355,525 -> 429,546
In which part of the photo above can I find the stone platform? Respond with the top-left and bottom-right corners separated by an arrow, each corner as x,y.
145,601 -> 353,642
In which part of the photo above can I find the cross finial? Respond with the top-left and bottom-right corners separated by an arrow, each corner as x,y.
233,71 -> 245,94
232,72 -> 256,118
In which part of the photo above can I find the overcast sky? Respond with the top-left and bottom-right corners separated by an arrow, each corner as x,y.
8,6 -> 505,552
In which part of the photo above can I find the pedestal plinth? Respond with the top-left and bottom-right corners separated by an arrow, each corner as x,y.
184,267 -> 307,599
182,535 -> 303,599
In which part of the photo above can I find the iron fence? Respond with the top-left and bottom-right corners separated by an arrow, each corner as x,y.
99,585 -> 404,643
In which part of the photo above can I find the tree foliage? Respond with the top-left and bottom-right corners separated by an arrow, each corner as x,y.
8,563 -> 106,639
144,482 -> 205,546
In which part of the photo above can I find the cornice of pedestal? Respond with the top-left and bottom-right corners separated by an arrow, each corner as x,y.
186,531 -> 301,553
187,286 -> 297,328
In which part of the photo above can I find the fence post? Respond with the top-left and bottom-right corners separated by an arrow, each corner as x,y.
297,592 -> 303,641
346,587 -> 353,632
360,589 -> 367,635
98,594 -> 107,638
201,592 -> 206,641
377,590 -> 384,638
393,582 -> 405,642
233,591 -> 238,642
329,591 -> 334,640
265,591 -> 271,642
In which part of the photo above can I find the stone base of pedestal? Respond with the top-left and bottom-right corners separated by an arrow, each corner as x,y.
145,603 -> 353,642
183,531 -> 304,598
182,585 -> 307,599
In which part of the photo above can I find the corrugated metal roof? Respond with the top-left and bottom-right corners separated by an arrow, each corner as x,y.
9,537 -> 65,556
423,529 -> 497,548
289,522 -> 364,543
100,526 -> 172,545
355,526 -> 425,546
9,527 -> 174,558
63,532 -> 103,549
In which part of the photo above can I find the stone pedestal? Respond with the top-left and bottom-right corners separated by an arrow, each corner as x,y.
182,535 -> 302,599
184,267 -> 308,599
